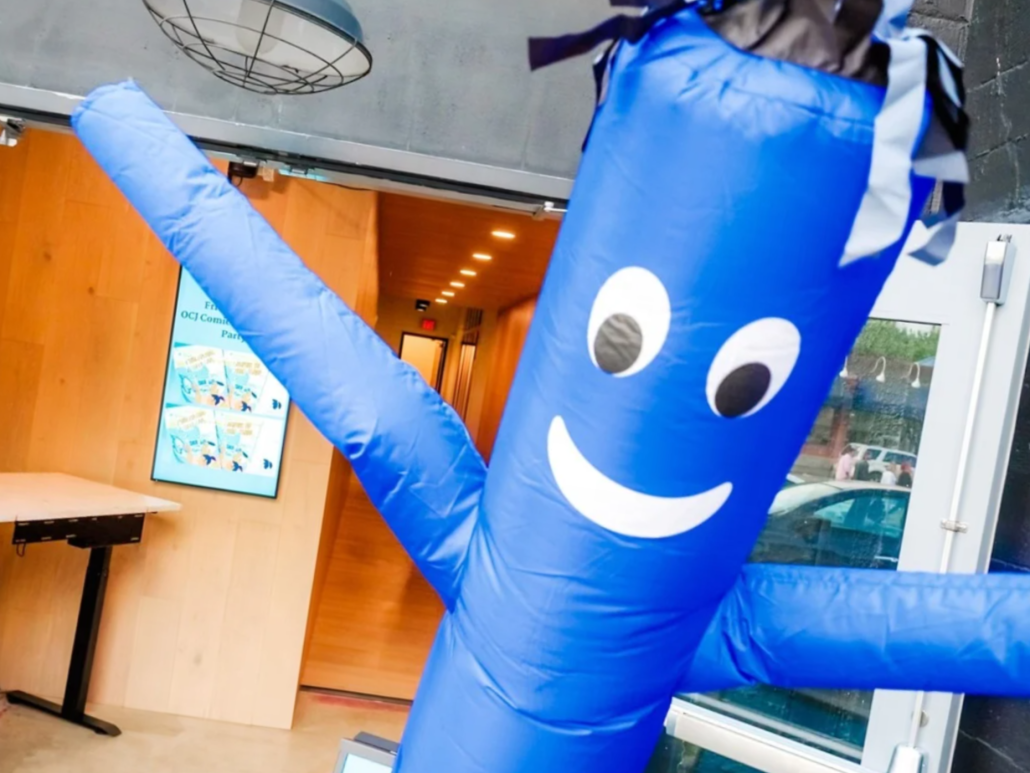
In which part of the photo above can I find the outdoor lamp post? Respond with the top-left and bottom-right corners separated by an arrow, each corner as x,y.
142,0 -> 372,94
909,362 -> 922,389
874,356 -> 888,384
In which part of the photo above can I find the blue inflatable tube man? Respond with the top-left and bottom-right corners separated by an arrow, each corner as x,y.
72,1 -> 1030,772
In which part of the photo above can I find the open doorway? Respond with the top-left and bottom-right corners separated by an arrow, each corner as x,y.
301,193 -> 557,702
399,333 -> 448,391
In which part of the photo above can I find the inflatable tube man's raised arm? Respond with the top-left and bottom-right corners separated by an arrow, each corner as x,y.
74,1 -> 1030,772
71,80 -> 486,607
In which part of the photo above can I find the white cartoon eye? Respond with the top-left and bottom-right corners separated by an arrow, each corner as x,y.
587,267 -> 671,377
707,319 -> 801,418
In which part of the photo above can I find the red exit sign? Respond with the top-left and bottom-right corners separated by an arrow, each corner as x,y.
420,319 -> 437,332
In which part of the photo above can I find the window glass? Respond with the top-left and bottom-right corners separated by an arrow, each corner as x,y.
679,319 -> 941,760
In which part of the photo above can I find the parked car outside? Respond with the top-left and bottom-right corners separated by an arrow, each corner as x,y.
844,444 -> 917,482
751,481 -> 911,569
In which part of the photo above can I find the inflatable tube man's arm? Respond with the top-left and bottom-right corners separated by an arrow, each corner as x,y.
72,82 -> 485,608
681,564 -> 1030,696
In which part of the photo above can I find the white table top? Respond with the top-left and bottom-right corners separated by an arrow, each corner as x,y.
0,473 -> 181,523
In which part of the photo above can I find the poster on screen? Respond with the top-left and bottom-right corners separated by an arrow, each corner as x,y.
152,269 -> 291,498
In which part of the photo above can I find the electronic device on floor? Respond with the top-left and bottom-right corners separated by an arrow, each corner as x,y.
334,733 -> 398,773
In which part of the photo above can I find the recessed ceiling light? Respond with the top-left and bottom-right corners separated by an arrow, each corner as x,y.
473,253 -> 492,261
435,298 -> 448,304
460,269 -> 477,277
442,290 -> 456,297
450,281 -> 465,288
491,230 -> 515,240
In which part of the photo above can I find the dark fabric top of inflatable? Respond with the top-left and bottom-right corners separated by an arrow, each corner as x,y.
704,0 -> 889,85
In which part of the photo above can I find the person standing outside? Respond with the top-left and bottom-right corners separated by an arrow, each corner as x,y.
835,447 -> 856,481
855,450 -> 873,481
881,463 -> 898,486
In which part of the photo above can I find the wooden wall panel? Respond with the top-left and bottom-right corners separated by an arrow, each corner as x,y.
0,139 -> 28,327
1,132 -> 74,347
461,309 -> 498,446
358,198 -> 380,329
476,296 -> 538,460
0,129 -> 379,729
0,339 -> 43,472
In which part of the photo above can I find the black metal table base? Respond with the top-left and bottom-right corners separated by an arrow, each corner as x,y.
5,543 -> 123,736
6,690 -> 121,736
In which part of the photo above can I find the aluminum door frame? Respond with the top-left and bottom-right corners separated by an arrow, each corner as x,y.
664,224 -> 1030,773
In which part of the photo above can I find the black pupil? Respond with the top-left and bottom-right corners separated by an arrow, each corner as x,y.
715,363 -> 772,418
594,314 -> 643,374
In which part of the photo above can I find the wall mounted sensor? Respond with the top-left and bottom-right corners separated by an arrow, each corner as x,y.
227,160 -> 260,188
0,117 -> 24,148
982,235 -> 1014,305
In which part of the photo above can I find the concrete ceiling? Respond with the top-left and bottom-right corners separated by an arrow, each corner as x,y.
0,0 -> 611,183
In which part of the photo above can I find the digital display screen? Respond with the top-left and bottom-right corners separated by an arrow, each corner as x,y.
340,756 -> 392,773
152,269 -> 290,498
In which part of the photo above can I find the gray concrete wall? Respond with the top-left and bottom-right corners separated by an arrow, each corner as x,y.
0,0 -> 608,179
907,1 -> 1030,222
905,0 -> 1030,224
961,0 -> 1030,221
910,0 -> 975,56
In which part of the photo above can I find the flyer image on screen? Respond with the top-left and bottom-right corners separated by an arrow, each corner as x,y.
152,269 -> 291,498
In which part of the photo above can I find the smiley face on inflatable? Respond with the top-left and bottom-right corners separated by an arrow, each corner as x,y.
72,2 -> 1030,773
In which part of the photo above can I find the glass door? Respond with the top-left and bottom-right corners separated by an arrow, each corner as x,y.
653,224 -> 1030,773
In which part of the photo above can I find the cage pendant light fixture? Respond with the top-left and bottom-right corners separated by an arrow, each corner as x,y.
143,0 -> 372,95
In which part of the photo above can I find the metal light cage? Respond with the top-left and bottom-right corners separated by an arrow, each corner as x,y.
143,0 -> 372,95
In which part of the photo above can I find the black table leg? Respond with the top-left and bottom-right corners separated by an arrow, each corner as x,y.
7,545 -> 121,736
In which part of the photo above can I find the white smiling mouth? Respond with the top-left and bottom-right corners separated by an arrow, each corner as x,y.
547,416 -> 732,539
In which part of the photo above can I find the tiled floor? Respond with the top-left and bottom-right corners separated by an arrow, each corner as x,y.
0,690 -> 408,773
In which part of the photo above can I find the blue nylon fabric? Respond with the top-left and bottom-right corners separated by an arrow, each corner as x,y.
685,565 -> 1030,695
70,7 -> 1029,773
71,80 -> 486,610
